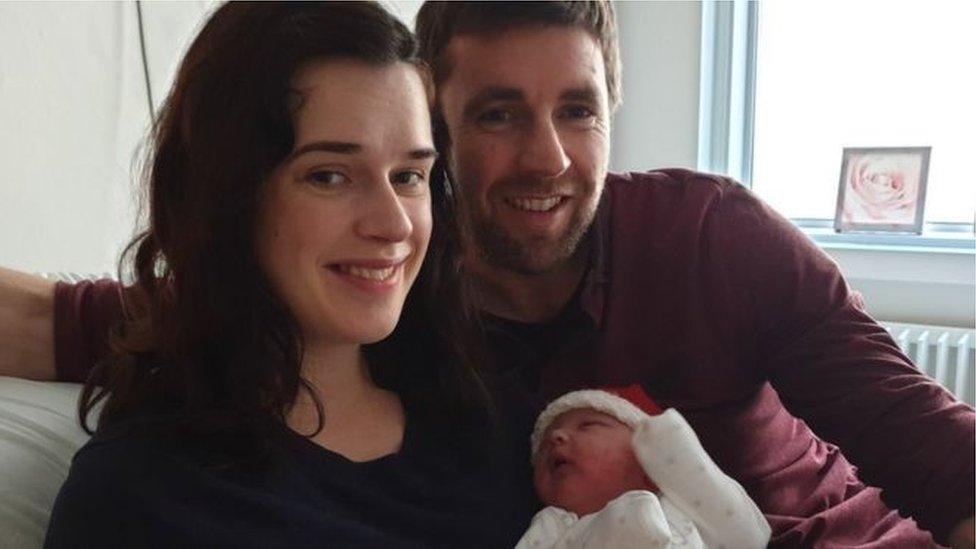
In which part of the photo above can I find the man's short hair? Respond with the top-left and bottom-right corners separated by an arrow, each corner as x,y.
415,1 -> 621,111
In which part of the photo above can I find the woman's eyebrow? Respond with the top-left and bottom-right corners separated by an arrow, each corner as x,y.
287,142 -> 436,162
288,140 -> 361,161
408,147 -> 438,160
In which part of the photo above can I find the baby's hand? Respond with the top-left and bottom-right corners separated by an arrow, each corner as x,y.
631,409 -> 772,548
631,409 -> 710,488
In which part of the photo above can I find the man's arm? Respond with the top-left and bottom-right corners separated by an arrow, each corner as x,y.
0,267 -> 124,383
0,267 -> 56,380
710,185 -> 975,545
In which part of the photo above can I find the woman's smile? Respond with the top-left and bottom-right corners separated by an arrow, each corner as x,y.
328,257 -> 409,292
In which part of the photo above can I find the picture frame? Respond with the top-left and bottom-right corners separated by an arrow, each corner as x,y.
834,146 -> 931,234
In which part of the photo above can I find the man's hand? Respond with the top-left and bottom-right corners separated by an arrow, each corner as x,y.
0,267 -> 56,380
948,516 -> 975,549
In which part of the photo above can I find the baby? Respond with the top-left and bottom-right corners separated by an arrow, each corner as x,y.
515,387 -> 770,549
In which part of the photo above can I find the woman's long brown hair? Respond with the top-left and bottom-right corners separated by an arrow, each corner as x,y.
79,2 -> 491,459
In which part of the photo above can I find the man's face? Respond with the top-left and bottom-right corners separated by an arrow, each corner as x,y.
438,26 -> 611,275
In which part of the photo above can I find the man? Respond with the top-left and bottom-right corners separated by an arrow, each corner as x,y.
1,2 -> 973,546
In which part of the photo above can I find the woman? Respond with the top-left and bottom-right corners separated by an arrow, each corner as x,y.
44,3 -> 524,547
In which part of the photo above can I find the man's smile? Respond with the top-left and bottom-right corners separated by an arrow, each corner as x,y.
505,195 -> 567,212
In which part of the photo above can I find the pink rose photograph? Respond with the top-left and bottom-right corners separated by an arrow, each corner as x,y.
834,147 -> 931,233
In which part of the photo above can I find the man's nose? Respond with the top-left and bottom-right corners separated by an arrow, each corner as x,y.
518,118 -> 570,180
355,180 -> 413,243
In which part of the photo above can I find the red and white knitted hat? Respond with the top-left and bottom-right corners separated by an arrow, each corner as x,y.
530,385 -> 662,462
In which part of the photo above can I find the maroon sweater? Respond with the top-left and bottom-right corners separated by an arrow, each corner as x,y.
55,169 -> 974,546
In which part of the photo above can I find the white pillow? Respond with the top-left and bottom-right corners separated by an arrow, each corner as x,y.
0,377 -> 90,549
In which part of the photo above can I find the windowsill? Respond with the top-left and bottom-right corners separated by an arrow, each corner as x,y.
802,227 -> 975,256
791,219 -> 975,256
792,221 -> 975,327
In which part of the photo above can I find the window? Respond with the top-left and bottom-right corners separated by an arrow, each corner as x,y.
700,1 -> 975,247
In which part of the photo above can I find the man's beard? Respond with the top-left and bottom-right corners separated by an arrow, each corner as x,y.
465,198 -> 597,276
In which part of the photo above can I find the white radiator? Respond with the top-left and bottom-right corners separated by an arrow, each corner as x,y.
882,322 -> 976,406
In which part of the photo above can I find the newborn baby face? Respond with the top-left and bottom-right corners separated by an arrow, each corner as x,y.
533,408 -> 656,516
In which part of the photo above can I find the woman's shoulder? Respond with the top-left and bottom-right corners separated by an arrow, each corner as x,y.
57,414 -> 265,503
55,421 -> 191,502
45,425 -> 176,546
74,415 -> 187,459
47,418 -> 277,547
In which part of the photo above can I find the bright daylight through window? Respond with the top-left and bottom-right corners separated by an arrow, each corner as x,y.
751,2 -> 975,227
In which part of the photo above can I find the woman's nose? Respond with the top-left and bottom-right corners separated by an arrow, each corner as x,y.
356,182 -> 413,242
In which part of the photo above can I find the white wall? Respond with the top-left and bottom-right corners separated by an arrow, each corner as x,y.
140,2 -> 217,113
386,1 -> 424,27
0,1 -> 213,275
612,1 -> 701,172
0,2 -> 148,275
824,247 -> 974,328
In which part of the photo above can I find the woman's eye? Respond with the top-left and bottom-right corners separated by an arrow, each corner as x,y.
306,170 -> 347,187
391,170 -> 426,187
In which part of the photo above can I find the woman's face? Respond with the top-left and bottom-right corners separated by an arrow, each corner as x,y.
255,60 -> 435,348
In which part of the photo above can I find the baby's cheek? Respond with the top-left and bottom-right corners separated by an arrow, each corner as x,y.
533,467 -> 582,509
623,448 -> 658,492
532,467 -> 555,505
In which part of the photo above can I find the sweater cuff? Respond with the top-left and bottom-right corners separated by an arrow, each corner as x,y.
54,279 -> 123,383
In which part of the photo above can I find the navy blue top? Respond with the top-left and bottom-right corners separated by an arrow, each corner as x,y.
45,413 -> 532,548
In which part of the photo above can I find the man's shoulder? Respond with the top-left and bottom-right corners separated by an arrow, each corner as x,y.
606,168 -> 740,196
600,168 -> 759,232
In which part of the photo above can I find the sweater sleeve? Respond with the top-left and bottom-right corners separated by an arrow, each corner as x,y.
632,410 -> 770,548
53,279 -> 124,382
711,183 -> 975,544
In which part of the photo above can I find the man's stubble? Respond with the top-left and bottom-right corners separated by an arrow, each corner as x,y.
454,173 -> 601,277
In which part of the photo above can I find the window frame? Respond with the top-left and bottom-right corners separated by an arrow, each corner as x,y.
697,0 -> 975,254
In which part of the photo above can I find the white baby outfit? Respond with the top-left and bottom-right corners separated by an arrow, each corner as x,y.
516,405 -> 770,549
516,490 -> 703,548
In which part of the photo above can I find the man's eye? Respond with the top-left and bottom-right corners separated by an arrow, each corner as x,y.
560,104 -> 596,120
477,108 -> 514,126
307,170 -> 347,187
391,170 -> 427,187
